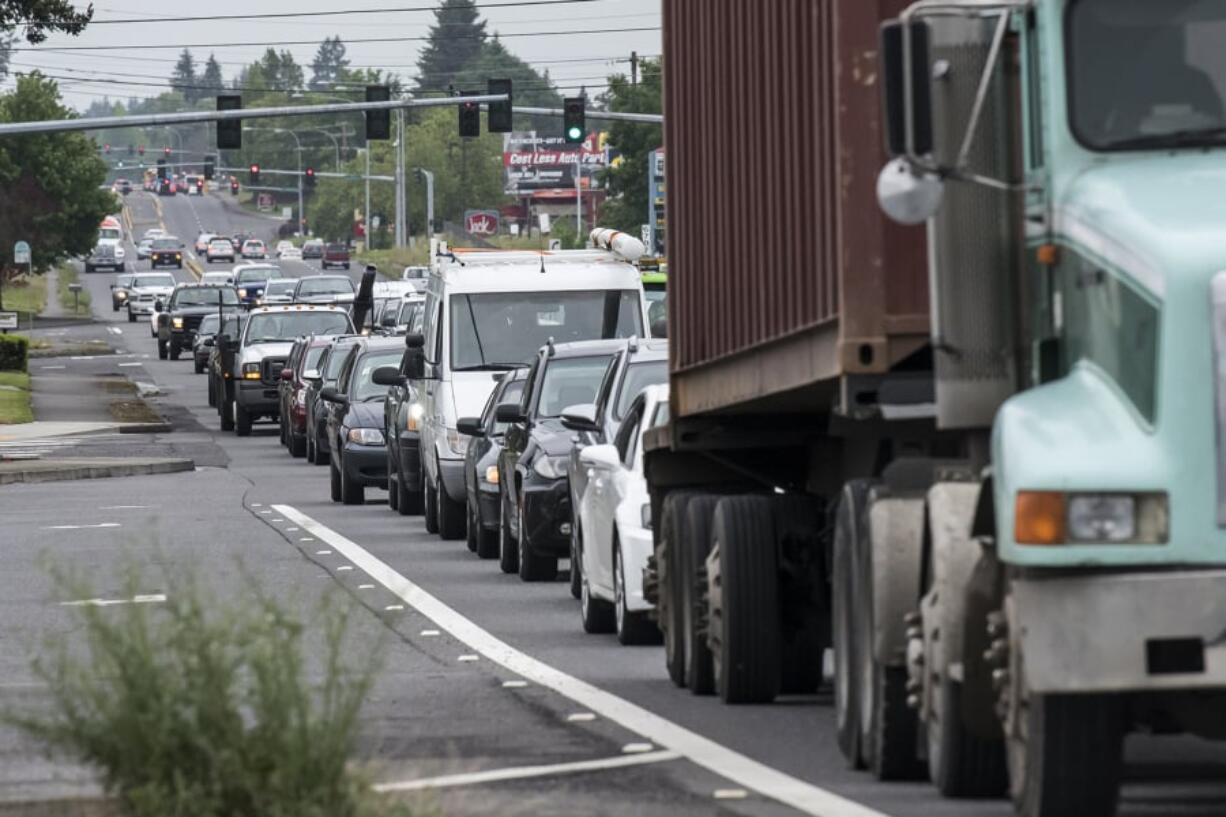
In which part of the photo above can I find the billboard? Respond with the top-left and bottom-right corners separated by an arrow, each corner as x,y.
464,209 -> 501,236
503,131 -> 608,194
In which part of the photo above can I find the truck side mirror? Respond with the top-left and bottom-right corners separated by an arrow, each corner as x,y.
880,19 -> 933,158
372,366 -> 404,386
404,333 -> 426,380
495,402 -> 525,424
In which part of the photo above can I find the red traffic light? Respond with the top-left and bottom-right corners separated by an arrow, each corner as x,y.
103,143 -> 111,153
305,167 -> 315,177
250,164 -> 259,174
138,145 -> 145,155
164,147 -> 171,156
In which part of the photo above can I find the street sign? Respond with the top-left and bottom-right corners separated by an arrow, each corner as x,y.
641,224 -> 651,249
0,312 -> 16,330
371,216 -> 381,229
13,241 -> 30,265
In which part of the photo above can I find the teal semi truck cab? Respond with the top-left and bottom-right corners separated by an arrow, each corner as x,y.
874,0 -> 1226,813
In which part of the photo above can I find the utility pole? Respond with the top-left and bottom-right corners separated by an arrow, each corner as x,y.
394,109 -> 405,247
365,140 -> 372,249
416,168 -> 435,239
631,51 -> 639,87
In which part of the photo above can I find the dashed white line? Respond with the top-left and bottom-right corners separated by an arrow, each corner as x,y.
458,654 -> 479,662
384,604 -> 405,611
108,327 -> 123,335
623,743 -> 655,754
99,505 -> 150,510
502,680 -> 528,689
358,584 -> 375,590
372,750 -> 681,793
566,712 -> 597,723
61,593 -> 166,607
336,565 -> 354,572
272,503 -> 889,817
420,629 -> 440,637
39,365 -> 66,370
118,363 -> 143,368
714,789 -> 749,800
42,523 -> 120,530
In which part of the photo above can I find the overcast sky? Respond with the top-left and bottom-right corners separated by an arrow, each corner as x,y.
8,0 -> 662,111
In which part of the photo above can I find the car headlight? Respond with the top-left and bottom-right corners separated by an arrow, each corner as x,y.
241,362 -> 261,380
484,465 -> 499,485
116,291 -> 127,299
348,427 -> 385,445
115,247 -> 125,258
445,426 -> 469,456
1015,491 -> 1168,545
172,317 -> 184,329
238,288 -> 248,297
406,402 -> 423,432
641,502 -> 652,530
533,455 -> 567,480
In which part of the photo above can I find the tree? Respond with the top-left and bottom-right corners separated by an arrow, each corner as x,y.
199,54 -> 224,95
455,36 -> 562,117
414,0 -> 487,97
0,33 -> 14,80
597,58 -> 663,234
0,0 -> 92,44
309,36 -> 349,91
0,74 -> 113,308
169,49 -> 196,102
243,48 -> 304,92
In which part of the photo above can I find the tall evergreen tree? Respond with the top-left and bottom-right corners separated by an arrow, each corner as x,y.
597,58 -> 664,234
309,36 -> 349,91
200,54 -> 224,95
170,49 -> 197,102
414,0 -> 487,96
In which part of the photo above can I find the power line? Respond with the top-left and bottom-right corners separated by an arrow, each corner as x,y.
29,47 -> 651,69
75,0 -> 606,25
10,25 -> 661,52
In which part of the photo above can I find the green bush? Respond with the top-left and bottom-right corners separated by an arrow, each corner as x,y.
8,567 -> 413,817
0,334 -> 28,371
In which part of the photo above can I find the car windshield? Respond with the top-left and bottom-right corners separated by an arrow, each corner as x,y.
173,288 -> 238,307
304,346 -> 326,371
535,355 -> 615,418
399,300 -> 422,326
450,290 -> 643,371
265,280 -> 298,296
236,267 -> 283,283
1069,0 -> 1226,149
198,314 -> 220,334
245,312 -> 351,344
132,274 -> 175,288
245,241 -> 264,249
614,361 -> 670,420
324,344 -> 355,379
350,351 -> 404,402
298,277 -> 354,297
326,244 -> 347,254
152,239 -> 179,250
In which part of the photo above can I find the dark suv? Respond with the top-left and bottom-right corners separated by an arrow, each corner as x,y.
157,283 -> 240,361
321,242 -> 351,270
149,236 -> 184,269
496,339 -> 622,581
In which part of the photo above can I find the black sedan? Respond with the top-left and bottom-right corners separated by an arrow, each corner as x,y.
497,339 -> 621,581
319,336 -> 404,505
457,368 -> 527,559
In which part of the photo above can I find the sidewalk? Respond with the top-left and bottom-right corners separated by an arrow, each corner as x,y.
39,267 -> 66,319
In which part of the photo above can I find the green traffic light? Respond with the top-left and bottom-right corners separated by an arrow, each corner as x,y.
567,127 -> 582,141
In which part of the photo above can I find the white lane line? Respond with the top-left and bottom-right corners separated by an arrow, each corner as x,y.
118,362 -> 143,368
272,504 -> 888,817
39,365 -> 66,370
42,523 -> 120,530
567,712 -> 597,723
385,604 -> 405,611
107,327 -> 123,335
458,654 -> 479,662
502,680 -> 528,689
373,750 -> 681,793
623,743 -> 655,754
61,593 -> 166,607
715,789 -> 749,800
358,584 -> 375,590
98,505 -> 152,510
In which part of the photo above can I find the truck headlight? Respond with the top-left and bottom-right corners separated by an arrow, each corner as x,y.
115,247 -> 125,258
533,455 -> 567,480
1015,491 -> 1168,546
238,288 -> 248,298
241,362 -> 261,380
348,427 -> 385,445
406,402 -> 423,432
484,465 -> 499,485
172,317 -> 184,329
116,291 -> 127,300
445,426 -> 469,456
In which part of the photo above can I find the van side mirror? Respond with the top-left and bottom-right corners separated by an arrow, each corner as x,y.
404,332 -> 426,380
880,19 -> 933,158
495,402 -> 525,424
456,416 -> 485,438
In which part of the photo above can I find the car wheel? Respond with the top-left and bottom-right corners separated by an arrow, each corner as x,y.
437,474 -> 466,540
388,463 -> 400,512
194,357 -> 205,375
314,432 -> 330,466
580,562 -> 615,634
84,264 -> 93,273
465,500 -> 479,553
340,457 -> 365,505
234,403 -> 252,437
475,497 -> 499,559
569,516 -> 583,600
286,430 -> 303,458
157,339 -> 168,360
329,458 -> 343,502
306,432 -> 316,463
615,536 -> 661,646
207,376 -> 216,407
498,487 -> 519,575
127,309 -> 136,323
423,473 -> 440,535
220,395 -> 235,432
398,466 -> 421,515
518,500 -> 557,582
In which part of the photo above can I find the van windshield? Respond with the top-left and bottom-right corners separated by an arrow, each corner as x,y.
450,290 -> 643,371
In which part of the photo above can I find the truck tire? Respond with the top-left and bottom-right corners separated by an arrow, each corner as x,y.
615,536 -> 659,645
438,476 -> 466,540
518,502 -> 557,582
498,486 -> 518,574
658,491 -> 696,688
169,340 -> 180,360
682,494 -> 721,695
833,480 -> 872,769
929,676 -> 1006,795
708,495 -> 780,704
207,376 -> 216,407
84,263 -> 94,273
220,396 -> 235,432
424,474 -> 440,534
157,339 -> 168,360
771,494 -> 827,694
1011,693 -> 1123,817
234,403 -> 252,437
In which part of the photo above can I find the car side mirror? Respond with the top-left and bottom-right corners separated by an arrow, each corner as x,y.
302,368 -> 321,381
279,368 -> 293,381
495,402 -> 525,424
579,443 -> 620,470
456,416 -> 485,438
372,366 -> 404,387
320,386 -> 347,404
560,403 -> 599,433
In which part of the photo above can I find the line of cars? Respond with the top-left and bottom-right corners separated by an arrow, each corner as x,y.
252,232 -> 674,644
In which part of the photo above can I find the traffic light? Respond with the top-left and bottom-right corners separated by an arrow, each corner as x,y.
164,146 -> 171,157
217,94 -> 242,149
138,145 -> 145,156
249,163 -> 260,184
563,97 -> 585,144
127,144 -> 134,156
203,155 -> 215,181
458,91 -> 480,138
304,167 -> 316,189
487,78 -> 512,133
103,143 -> 110,154
157,158 -> 167,180
366,85 -> 390,141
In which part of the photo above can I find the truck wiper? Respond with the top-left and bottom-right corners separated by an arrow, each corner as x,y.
1104,126 -> 1226,151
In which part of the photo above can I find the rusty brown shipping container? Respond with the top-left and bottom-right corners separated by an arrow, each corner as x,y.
663,0 -> 929,418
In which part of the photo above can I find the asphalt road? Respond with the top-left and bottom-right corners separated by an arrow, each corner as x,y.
5,191 -> 1226,815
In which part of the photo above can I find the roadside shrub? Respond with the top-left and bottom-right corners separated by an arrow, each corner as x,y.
7,567 -> 412,817
0,334 -> 28,371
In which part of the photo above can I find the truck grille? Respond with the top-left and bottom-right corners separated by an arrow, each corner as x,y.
262,356 -> 288,384
182,315 -> 204,332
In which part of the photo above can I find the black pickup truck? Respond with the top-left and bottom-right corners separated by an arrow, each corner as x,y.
156,283 -> 241,361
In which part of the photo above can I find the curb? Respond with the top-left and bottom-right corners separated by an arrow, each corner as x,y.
0,458 -> 195,485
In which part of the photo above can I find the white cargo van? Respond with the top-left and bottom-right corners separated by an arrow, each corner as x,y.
407,236 -> 649,539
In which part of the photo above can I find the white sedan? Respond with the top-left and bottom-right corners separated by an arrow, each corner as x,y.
575,383 -> 670,645
278,246 -> 303,261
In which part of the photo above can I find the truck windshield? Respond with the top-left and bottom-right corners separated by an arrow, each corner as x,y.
245,312 -> 351,344
98,227 -> 121,241
236,267 -> 282,283
1069,0 -> 1226,150
298,277 -> 354,297
450,290 -> 643,371
173,288 -> 238,307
